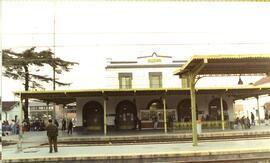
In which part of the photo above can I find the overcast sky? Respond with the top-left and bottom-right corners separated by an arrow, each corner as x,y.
2,1 -> 270,100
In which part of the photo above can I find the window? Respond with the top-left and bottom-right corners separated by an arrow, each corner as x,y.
149,72 -> 162,88
119,73 -> 132,89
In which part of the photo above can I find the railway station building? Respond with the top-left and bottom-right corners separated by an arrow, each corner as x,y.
15,54 -> 270,145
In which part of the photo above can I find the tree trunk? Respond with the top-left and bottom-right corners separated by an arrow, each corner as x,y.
24,66 -> 29,122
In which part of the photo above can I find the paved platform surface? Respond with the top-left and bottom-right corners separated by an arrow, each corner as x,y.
2,138 -> 270,162
2,125 -> 270,162
3,125 -> 270,145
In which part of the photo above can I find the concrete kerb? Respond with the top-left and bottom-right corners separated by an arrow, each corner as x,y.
58,130 -> 270,143
3,129 -> 270,147
3,147 -> 270,163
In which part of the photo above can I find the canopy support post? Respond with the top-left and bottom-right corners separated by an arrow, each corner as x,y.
103,97 -> 107,135
163,93 -> 167,134
256,96 -> 261,126
189,73 -> 198,146
220,96 -> 225,131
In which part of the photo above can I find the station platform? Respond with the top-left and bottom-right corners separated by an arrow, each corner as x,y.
2,125 -> 270,163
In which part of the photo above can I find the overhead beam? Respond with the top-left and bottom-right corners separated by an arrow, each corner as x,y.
193,59 -> 208,75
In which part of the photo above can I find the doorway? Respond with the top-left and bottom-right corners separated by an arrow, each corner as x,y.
83,101 -> 103,130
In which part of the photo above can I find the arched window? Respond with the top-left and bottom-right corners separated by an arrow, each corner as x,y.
148,100 -> 163,111
208,98 -> 228,121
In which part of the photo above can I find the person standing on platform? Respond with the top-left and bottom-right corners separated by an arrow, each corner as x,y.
251,112 -> 255,126
46,119 -> 58,153
54,119 -> 59,128
152,115 -> 158,129
62,118 -> 66,131
114,117 -> 118,130
67,119 -> 73,135
11,120 -> 18,135
137,117 -> 142,131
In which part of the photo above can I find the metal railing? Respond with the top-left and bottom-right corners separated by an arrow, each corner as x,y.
173,121 -> 230,130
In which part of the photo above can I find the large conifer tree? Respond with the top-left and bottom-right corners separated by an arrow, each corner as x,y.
2,47 -> 78,121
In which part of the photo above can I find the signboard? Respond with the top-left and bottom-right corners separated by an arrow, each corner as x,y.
107,116 -> 115,126
148,58 -> 161,63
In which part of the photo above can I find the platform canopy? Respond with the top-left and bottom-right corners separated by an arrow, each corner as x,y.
173,54 -> 270,146
14,87 -> 270,105
174,54 -> 270,76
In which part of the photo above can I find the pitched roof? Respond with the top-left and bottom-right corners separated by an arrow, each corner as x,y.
174,54 -> 270,76
2,101 -> 19,112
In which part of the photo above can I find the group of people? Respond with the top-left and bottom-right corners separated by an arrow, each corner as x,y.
151,114 -> 175,129
28,120 -> 46,131
60,118 -> 74,135
234,112 -> 255,129
2,117 -> 74,153
2,120 -> 19,136
2,117 -> 75,136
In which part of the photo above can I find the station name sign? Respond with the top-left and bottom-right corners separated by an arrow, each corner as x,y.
147,58 -> 162,63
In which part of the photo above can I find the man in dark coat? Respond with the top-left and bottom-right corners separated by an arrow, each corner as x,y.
62,118 -> 66,131
46,119 -> 58,153
67,119 -> 73,135
54,119 -> 59,128
251,112 -> 255,126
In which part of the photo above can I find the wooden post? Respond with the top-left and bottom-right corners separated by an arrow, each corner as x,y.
189,73 -> 198,146
220,96 -> 225,130
103,97 -> 107,135
185,59 -> 207,146
163,95 -> 167,134
256,96 -> 261,126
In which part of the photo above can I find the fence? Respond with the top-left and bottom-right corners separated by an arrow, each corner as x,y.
173,121 -> 229,130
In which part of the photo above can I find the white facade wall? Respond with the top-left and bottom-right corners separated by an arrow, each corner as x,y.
105,67 -> 181,89
75,54 -> 239,128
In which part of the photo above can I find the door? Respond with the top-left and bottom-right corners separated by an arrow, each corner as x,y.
83,101 -> 103,130
116,100 -> 137,130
